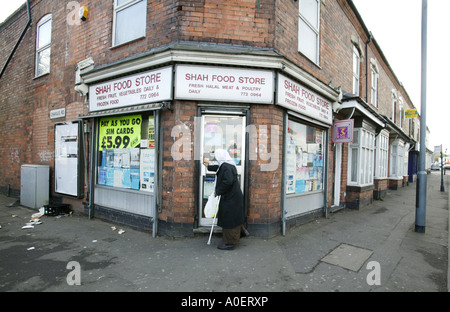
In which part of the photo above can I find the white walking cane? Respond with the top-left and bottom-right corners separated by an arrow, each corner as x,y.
207,195 -> 220,245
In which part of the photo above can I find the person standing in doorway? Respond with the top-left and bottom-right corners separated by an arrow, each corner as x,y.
203,149 -> 246,250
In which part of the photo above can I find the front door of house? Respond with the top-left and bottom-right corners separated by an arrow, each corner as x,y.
198,114 -> 246,227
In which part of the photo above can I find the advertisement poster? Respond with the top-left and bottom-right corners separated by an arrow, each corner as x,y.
98,114 -> 142,151
140,149 -> 155,192
55,122 -> 80,197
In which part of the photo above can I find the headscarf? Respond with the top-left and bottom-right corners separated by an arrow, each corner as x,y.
214,149 -> 236,168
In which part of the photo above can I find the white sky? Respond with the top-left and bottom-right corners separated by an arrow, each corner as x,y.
1,0 -> 448,152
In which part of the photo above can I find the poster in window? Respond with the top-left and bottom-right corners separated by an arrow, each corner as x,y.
140,149 -> 155,192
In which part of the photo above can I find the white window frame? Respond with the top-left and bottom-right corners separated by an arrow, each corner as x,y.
298,0 -> 321,64
390,139 -> 404,179
403,143 -> 410,177
399,97 -> 404,128
35,14 -> 52,77
352,45 -> 360,96
370,64 -> 379,107
348,126 -> 375,186
113,0 -> 147,47
391,91 -> 398,123
375,130 -> 389,179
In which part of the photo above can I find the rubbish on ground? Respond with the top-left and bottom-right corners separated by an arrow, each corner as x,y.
31,207 -> 45,220
22,225 -> 34,229
9,200 -> 20,207
44,204 -> 71,216
27,247 -> 35,251
111,226 -> 116,231
92,240 -> 97,243
11,215 -> 18,218
118,229 -> 125,234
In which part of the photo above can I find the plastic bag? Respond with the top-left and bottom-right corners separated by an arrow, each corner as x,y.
204,192 -> 219,218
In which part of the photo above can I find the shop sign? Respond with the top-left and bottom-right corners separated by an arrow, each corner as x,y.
405,109 -> 418,118
332,119 -> 354,143
89,66 -> 173,112
277,74 -> 333,125
98,114 -> 142,151
175,65 -> 274,104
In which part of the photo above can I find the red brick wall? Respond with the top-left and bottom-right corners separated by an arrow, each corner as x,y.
247,104 -> 283,225
160,101 -> 197,225
178,0 -> 275,46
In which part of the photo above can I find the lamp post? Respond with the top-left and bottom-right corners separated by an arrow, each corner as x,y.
440,144 -> 445,192
415,0 -> 427,233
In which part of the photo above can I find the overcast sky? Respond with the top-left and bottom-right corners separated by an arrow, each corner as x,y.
1,0 -> 448,152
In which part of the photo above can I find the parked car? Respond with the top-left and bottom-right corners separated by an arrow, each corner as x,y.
431,162 -> 441,170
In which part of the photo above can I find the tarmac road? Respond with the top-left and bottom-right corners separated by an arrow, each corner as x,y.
0,171 -> 448,293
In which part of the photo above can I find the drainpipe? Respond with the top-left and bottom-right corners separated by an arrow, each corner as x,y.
365,32 -> 373,103
0,0 -> 32,79
281,111 -> 288,236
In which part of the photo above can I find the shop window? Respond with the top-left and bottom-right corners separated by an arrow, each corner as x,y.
113,0 -> 147,46
298,0 -> 320,64
97,112 -> 155,192
36,14 -> 52,77
352,45 -> 360,96
285,119 -> 325,195
348,128 -> 375,186
375,131 -> 389,179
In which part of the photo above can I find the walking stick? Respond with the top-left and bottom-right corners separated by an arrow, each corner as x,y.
207,195 -> 220,245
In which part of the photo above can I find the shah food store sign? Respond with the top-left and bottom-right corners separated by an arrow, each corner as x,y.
89,66 -> 173,112
175,65 -> 274,104
277,73 -> 332,125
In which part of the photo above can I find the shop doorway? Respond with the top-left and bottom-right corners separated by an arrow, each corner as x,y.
198,114 -> 246,227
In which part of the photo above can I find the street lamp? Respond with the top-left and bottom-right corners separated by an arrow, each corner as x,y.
440,144 -> 444,192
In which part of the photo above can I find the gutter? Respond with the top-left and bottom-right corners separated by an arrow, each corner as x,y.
0,0 -> 31,79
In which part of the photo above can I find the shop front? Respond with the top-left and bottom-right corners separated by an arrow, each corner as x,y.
81,66 -> 173,236
77,47 -> 340,237
276,73 -> 333,233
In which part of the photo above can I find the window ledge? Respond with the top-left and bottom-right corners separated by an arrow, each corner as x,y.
110,36 -> 146,50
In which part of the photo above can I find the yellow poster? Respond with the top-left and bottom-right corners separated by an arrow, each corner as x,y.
98,115 -> 142,151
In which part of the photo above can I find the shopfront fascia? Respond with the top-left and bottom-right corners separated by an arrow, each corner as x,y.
78,46 -> 340,237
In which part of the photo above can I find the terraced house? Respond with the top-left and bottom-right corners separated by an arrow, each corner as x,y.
0,0 -> 425,238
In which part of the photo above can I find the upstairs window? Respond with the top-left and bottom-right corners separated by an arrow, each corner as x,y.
399,98 -> 404,128
370,62 -> 379,107
391,91 -> 398,123
298,0 -> 320,64
36,14 -> 52,77
113,0 -> 147,46
352,45 -> 360,96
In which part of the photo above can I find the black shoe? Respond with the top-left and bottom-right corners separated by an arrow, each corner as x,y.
217,243 -> 234,250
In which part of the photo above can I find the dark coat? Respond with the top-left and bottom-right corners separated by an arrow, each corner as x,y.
208,163 -> 244,229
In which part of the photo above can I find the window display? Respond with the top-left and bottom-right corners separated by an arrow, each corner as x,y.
286,119 -> 325,195
97,112 -> 155,192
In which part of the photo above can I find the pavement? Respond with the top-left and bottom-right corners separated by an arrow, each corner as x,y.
0,171 -> 448,293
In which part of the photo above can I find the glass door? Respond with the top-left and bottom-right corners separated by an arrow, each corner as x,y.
199,114 -> 246,227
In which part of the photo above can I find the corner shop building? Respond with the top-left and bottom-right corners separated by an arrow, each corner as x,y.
76,43 -> 340,238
